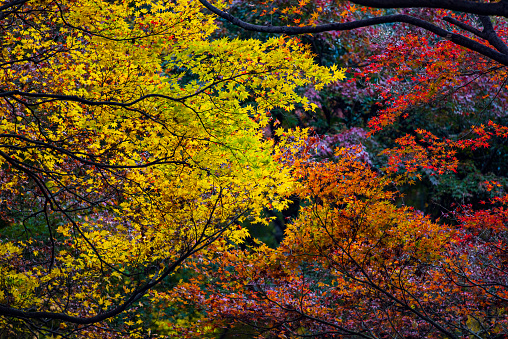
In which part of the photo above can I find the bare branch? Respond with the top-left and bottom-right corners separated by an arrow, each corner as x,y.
197,0 -> 508,66
349,0 -> 508,17
442,16 -> 485,38
478,15 -> 508,55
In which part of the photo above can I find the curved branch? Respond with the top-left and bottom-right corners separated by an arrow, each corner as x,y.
198,0 -> 508,66
442,16 -> 485,39
478,15 -> 508,55
1,134 -> 191,169
1,90 -> 182,106
349,0 -> 508,17
54,1 -> 173,43
0,0 -> 27,11
1,69 -> 267,106
0,0 -> 28,20
0,254 -> 188,325
0,206 -> 248,325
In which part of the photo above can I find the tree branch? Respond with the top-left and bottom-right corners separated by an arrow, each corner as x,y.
349,0 -> 508,17
197,0 -> 508,66
478,15 -> 508,55
442,16 -> 485,39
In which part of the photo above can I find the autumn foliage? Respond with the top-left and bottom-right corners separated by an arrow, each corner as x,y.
169,132 -> 508,338
2,0 -> 508,338
170,1 -> 508,338
0,0 -> 342,336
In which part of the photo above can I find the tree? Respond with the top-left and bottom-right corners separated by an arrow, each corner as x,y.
170,132 -> 508,338
0,0 -> 343,336
162,2 -> 508,337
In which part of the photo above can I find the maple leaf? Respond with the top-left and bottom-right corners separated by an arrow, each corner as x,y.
0,0 -> 339,336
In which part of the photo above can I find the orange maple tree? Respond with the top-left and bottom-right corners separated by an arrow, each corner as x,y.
168,133 -> 508,338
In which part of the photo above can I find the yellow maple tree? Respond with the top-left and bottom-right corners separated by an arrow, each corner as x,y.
0,0 -> 344,336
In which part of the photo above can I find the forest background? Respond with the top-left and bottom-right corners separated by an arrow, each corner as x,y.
1,0 -> 507,338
